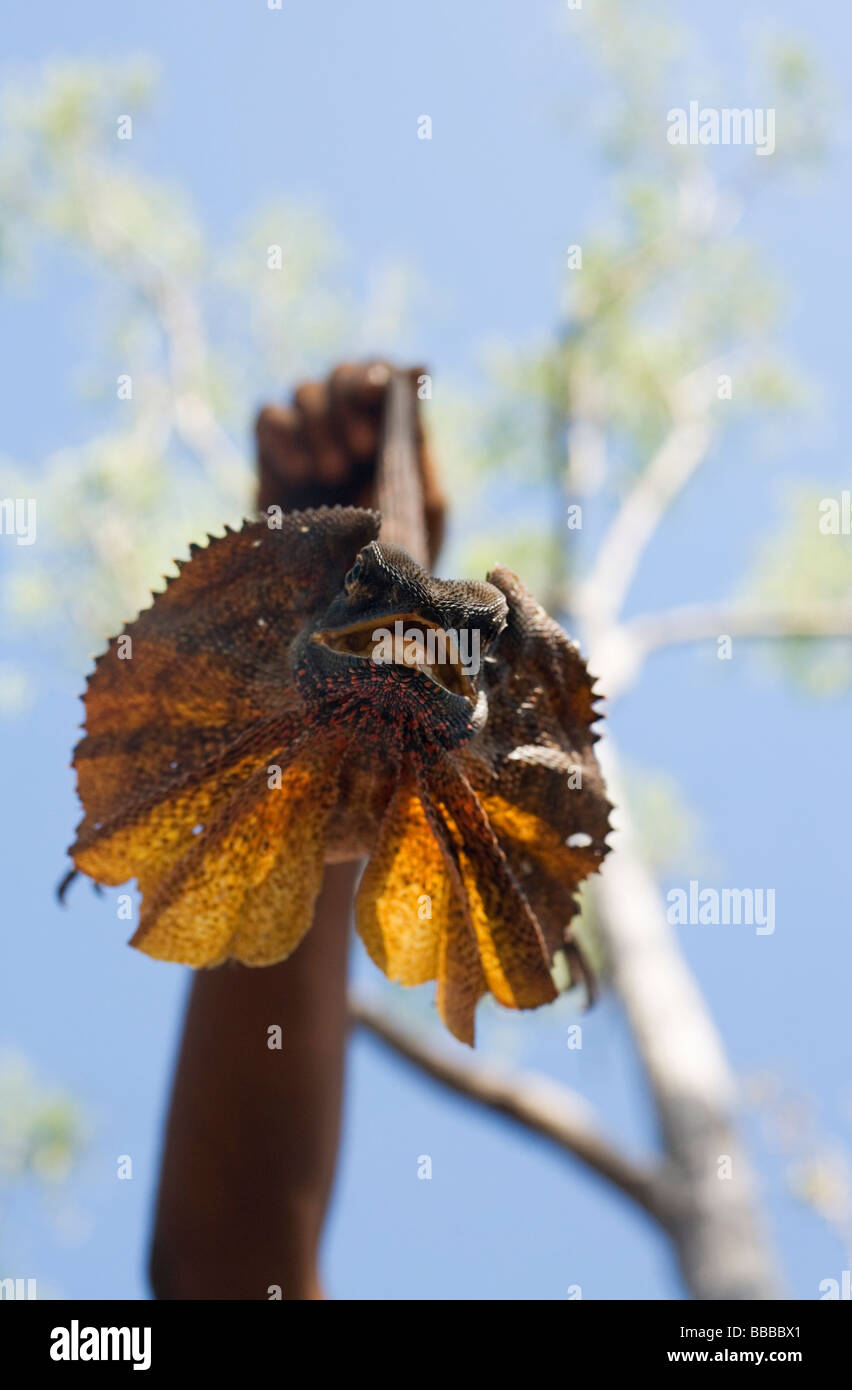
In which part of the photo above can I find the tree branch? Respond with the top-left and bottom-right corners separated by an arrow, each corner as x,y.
349,989 -> 667,1225
575,413 -> 712,631
594,599 -> 852,700
627,598 -> 852,657
573,359 -> 737,631
591,740 -> 783,1299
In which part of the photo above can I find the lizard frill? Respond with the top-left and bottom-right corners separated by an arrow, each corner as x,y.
68,507 -> 611,1044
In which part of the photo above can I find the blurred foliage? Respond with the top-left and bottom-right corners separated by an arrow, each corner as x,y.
746,487 -> 852,694
0,1054 -> 86,1281
463,527 -> 563,600
0,1052 -> 85,1224
0,59 -> 416,663
477,0 -> 825,519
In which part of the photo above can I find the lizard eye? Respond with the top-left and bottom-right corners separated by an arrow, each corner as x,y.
344,560 -> 363,592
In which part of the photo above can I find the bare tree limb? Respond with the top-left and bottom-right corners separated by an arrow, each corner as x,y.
626,598 -> 852,657
575,410 -> 713,631
592,600 -> 852,700
349,989 -> 667,1224
592,740 -> 783,1300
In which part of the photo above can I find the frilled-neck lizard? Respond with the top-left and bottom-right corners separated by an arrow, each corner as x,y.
66,370 -> 610,1046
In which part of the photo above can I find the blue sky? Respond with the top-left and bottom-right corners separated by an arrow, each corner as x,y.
1,0 -> 850,1300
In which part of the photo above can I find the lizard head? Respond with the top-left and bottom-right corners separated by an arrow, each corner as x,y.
293,540 -> 508,749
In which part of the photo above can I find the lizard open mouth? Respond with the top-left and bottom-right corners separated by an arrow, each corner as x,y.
313,613 -> 476,704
